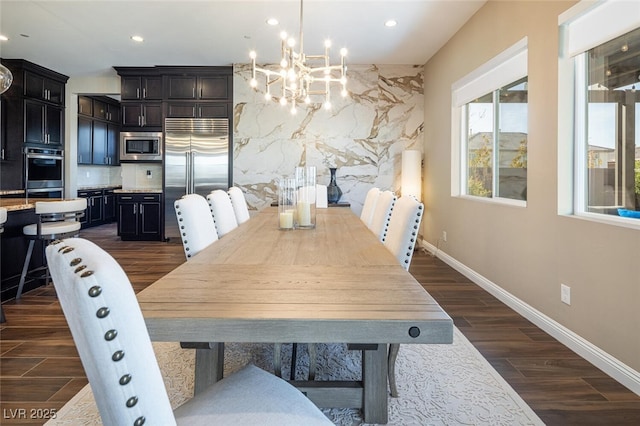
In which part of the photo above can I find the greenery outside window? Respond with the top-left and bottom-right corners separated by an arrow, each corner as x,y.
464,77 -> 528,201
581,27 -> 640,217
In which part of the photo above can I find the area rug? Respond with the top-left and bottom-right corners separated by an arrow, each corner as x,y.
47,328 -> 544,425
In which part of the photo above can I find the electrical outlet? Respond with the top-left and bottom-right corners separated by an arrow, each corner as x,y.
442,231 -> 447,242
85,171 -> 90,178
561,284 -> 571,305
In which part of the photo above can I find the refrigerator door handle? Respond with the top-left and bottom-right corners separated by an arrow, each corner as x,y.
185,152 -> 191,194
190,151 -> 196,194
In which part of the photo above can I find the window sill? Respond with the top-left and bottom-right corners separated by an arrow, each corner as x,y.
566,211 -> 640,231
456,194 -> 527,208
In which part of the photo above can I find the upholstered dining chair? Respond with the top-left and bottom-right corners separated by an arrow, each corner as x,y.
207,190 -> 239,238
360,187 -> 380,228
46,237 -> 334,426
174,194 -> 218,260
228,186 -> 251,224
16,198 -> 87,299
368,190 -> 396,242
0,207 -> 7,322
383,195 -> 424,397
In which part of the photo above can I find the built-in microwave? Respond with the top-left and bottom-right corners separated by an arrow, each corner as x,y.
120,132 -> 163,162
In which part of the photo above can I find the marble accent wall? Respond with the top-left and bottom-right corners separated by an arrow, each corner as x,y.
233,64 -> 424,214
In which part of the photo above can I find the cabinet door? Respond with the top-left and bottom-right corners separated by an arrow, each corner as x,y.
106,123 -> 119,165
139,198 -> 161,238
198,103 -> 228,118
103,191 -> 116,222
166,102 -> 196,118
167,76 -> 197,99
92,99 -> 107,120
142,104 -> 162,127
24,72 -> 64,104
199,76 -> 230,100
24,100 -> 45,144
89,193 -> 103,225
78,96 -> 93,116
107,103 -> 121,123
77,116 -> 93,165
117,196 -> 138,238
143,77 -> 163,100
45,79 -> 64,105
45,105 -> 63,146
78,191 -> 90,228
121,103 -> 143,126
92,121 -> 108,165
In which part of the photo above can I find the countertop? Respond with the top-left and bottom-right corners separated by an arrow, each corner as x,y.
77,185 -> 123,191
0,198 -> 64,212
114,189 -> 162,193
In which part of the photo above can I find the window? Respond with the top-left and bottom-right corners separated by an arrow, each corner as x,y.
452,38 -> 528,205
560,0 -> 640,225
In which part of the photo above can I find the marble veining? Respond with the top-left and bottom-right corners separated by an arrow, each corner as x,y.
233,64 -> 424,214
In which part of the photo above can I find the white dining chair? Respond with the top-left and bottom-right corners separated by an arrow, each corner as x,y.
383,195 -> 424,397
16,198 -> 87,299
368,190 -> 396,242
174,194 -> 218,260
228,186 -> 251,224
0,207 -> 7,322
360,187 -> 380,227
45,237 -> 334,426
207,190 -> 239,238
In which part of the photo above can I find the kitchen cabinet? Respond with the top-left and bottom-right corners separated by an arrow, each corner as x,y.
117,193 -> 162,241
78,188 -> 118,229
165,102 -> 229,118
121,103 -> 162,128
77,116 -> 93,165
121,76 -> 162,101
77,96 -> 121,165
165,74 -> 230,100
24,70 -> 65,105
24,99 -> 63,147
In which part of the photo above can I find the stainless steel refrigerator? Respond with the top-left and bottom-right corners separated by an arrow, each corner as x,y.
164,117 -> 230,241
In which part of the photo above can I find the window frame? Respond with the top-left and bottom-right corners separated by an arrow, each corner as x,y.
559,0 -> 640,230
451,38 -> 529,207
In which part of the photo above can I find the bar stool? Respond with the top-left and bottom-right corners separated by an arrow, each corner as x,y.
16,199 -> 87,300
0,207 -> 7,322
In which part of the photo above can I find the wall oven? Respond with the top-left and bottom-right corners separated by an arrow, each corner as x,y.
24,147 -> 64,196
120,131 -> 163,162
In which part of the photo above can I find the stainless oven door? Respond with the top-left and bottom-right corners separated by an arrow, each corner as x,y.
24,147 -> 64,191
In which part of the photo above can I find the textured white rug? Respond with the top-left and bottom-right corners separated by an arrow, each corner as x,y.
47,328 -> 543,425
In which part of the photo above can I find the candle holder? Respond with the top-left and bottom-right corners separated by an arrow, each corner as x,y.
278,178 -> 297,230
295,166 -> 316,229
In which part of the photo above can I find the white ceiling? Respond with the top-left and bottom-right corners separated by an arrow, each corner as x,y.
0,0 -> 485,78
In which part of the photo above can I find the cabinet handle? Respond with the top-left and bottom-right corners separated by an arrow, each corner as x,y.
136,88 -> 140,99
140,204 -> 144,214
193,87 -> 195,98
143,88 -> 147,99
121,196 -> 133,200
1,148 -> 4,160
133,204 -> 137,215
198,106 -> 201,117
78,154 -> 82,162
138,115 -> 141,126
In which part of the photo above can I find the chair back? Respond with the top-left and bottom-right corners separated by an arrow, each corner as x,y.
46,238 -> 176,426
369,190 -> 396,242
0,207 -> 7,233
360,187 -> 380,227
228,186 -> 251,224
384,195 -> 424,270
24,198 -> 87,238
207,190 -> 239,238
174,194 -> 218,260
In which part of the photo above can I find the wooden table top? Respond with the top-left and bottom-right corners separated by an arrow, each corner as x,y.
138,207 -> 453,345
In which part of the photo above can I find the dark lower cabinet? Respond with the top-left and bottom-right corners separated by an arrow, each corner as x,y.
117,193 -> 162,241
78,188 -> 118,229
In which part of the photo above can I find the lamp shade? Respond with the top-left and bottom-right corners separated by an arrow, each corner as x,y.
0,63 -> 13,94
401,150 -> 422,200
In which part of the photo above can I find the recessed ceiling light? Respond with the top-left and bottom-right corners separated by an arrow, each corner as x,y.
267,18 -> 279,26
385,20 -> 397,28
131,35 -> 144,42
0,35 -> 8,42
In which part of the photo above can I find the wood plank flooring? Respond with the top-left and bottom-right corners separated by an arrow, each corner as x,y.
1,223 -> 639,425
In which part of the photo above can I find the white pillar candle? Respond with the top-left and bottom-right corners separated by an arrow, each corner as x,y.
279,211 -> 294,229
297,201 -> 311,226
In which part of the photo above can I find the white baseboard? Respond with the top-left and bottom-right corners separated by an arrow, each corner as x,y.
420,239 -> 640,396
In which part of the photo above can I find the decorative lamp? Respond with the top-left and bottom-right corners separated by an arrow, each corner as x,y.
0,63 -> 13,94
401,150 -> 422,200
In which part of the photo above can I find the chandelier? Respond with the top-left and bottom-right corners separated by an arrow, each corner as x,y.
249,0 -> 348,114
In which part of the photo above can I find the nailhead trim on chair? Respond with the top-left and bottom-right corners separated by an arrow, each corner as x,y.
134,416 -> 146,426
104,329 -> 118,341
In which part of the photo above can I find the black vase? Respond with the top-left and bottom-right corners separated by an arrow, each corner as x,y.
327,167 -> 342,204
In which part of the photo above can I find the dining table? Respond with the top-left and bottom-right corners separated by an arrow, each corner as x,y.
138,206 -> 453,424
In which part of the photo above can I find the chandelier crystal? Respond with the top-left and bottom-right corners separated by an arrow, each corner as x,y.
249,0 -> 348,114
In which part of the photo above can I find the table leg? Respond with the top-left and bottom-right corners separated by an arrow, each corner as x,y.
193,342 -> 224,395
362,343 -> 388,424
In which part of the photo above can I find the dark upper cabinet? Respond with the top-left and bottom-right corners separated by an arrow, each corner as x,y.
77,96 -> 121,166
77,116 -> 93,165
166,102 -> 229,119
24,99 -> 63,146
121,76 -> 163,101
78,96 -> 93,116
121,103 -> 162,128
165,74 -> 231,100
24,70 -> 65,105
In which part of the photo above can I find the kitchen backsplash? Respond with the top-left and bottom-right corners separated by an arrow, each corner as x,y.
77,164 -> 162,190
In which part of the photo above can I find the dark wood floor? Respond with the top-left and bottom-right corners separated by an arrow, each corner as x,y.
1,223 -> 639,425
